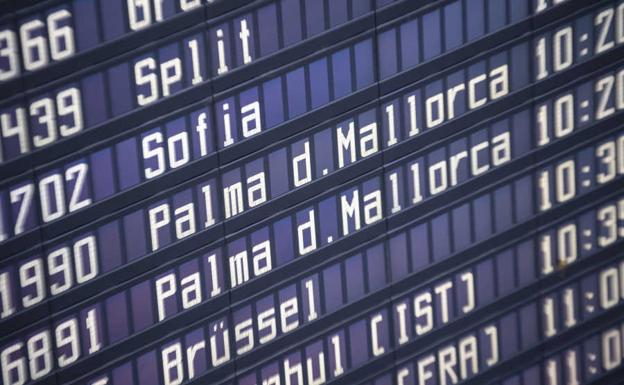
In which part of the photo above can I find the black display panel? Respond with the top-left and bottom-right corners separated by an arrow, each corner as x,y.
1,1 -> 624,385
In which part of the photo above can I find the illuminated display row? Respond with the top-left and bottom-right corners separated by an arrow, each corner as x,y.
493,323 -> 624,385
2,127 -> 624,385
0,0 -> 585,169
77,250 -> 624,385
2,55 -> 622,332
0,0 -> 576,89
364,313 -> 624,385
0,0 -> 402,90
2,5 -> 622,255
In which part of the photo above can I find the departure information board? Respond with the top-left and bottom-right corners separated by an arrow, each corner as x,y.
1,0 -> 624,384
